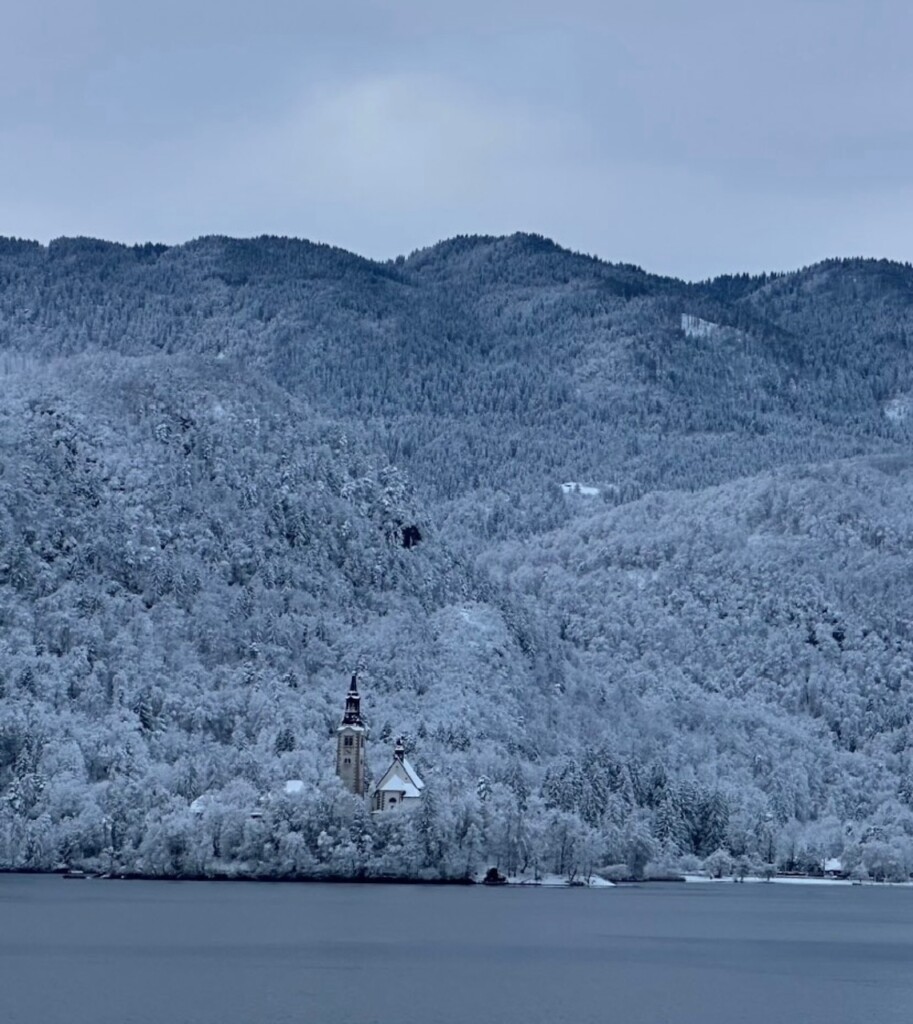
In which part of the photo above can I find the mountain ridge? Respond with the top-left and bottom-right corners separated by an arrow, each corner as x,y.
11,229 -> 913,287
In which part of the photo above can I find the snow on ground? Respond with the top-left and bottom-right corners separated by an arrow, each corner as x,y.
508,874 -> 614,888
561,482 -> 601,497
884,396 -> 912,422
767,877 -> 853,886
681,314 -> 721,340
683,874 -> 913,886
683,874 -> 850,885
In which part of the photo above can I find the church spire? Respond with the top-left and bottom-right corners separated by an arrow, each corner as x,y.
341,673 -> 364,727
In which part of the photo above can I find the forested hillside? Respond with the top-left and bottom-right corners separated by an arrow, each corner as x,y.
2,233 -> 913,881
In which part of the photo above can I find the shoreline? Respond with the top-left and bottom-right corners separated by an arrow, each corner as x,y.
682,873 -> 913,887
5,867 -> 913,888
1,867 -> 612,888
0,867 -> 474,886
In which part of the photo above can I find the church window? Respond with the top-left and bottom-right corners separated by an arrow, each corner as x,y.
344,757 -> 351,764
344,736 -> 354,747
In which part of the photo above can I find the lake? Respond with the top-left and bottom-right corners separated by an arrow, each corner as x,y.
2,875 -> 912,1024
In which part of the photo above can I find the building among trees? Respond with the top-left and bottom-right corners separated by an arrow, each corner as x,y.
335,676 -> 424,811
371,738 -> 425,812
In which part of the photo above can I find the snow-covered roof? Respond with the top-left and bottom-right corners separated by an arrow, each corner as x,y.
401,758 -> 424,790
189,794 -> 214,815
283,779 -> 305,795
373,750 -> 425,800
378,777 -> 422,799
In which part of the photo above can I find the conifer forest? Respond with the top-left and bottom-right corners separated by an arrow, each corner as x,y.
3,232 -> 913,882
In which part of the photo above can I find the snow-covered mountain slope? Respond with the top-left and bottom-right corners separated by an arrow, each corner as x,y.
2,235 -> 913,880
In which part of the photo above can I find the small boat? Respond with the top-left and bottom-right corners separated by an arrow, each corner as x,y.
62,869 -> 88,880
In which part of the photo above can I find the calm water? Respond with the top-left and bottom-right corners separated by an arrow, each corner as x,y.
2,875 -> 913,1024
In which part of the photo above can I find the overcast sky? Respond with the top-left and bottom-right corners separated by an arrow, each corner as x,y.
1,0 -> 911,278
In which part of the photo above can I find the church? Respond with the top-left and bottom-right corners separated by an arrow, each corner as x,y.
335,675 -> 424,811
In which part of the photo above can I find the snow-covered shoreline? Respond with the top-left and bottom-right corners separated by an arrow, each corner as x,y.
505,873 -> 615,888
683,874 -> 913,887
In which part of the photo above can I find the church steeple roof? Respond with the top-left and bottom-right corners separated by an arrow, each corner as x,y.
340,673 -> 364,728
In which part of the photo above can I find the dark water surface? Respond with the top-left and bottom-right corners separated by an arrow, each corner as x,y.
2,874 -> 912,1024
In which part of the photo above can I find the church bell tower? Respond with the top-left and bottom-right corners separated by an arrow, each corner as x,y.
336,674 -> 367,796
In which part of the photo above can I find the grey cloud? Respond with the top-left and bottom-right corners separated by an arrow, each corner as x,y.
2,0 -> 911,277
